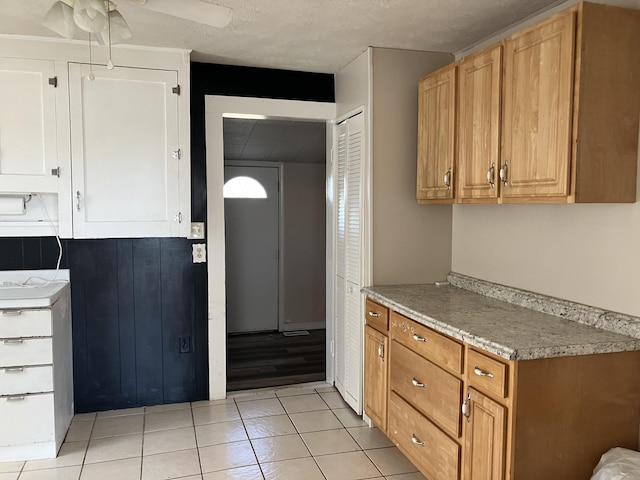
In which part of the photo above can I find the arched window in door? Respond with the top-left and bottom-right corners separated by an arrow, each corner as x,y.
223,176 -> 268,199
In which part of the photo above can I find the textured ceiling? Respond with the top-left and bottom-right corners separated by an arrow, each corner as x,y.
0,0 -> 571,73
224,118 -> 326,164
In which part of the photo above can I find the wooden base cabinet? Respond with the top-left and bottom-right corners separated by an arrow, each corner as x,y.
370,296 -> 640,480
363,299 -> 389,432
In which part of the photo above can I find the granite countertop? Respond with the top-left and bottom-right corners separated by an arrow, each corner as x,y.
362,282 -> 640,361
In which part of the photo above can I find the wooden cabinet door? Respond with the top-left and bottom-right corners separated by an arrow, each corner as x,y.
463,388 -> 506,480
364,325 -> 387,431
69,63 -> 180,238
0,58 -> 60,194
417,64 -> 456,203
501,10 -> 575,200
457,45 -> 502,202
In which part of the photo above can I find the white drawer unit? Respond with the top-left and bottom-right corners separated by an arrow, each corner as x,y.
0,309 -> 52,338
0,270 -> 73,462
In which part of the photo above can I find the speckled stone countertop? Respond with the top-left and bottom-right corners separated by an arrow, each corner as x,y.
362,277 -> 640,361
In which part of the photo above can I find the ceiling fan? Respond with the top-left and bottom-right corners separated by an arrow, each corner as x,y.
128,0 -> 233,29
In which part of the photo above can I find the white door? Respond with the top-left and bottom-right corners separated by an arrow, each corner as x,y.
0,58 -> 59,193
334,112 -> 364,413
224,165 -> 280,333
69,63 -> 180,238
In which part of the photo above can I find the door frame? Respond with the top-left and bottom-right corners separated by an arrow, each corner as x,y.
224,160 -> 284,332
205,95 -> 336,399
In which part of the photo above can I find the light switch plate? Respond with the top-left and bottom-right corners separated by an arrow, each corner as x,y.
192,244 -> 206,263
189,222 -> 205,239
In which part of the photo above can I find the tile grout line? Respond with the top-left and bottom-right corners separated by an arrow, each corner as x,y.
234,397 -> 267,480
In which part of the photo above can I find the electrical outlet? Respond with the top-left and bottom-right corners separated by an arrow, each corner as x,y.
192,244 -> 206,263
189,222 -> 205,239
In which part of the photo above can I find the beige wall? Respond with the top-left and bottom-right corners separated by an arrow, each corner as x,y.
371,48 -> 453,284
451,0 -> 640,317
283,162 -> 326,327
335,48 -> 371,119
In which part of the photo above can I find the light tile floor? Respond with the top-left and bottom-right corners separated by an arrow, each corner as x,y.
0,383 -> 427,480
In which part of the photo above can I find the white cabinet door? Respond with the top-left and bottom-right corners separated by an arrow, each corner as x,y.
0,58 -> 60,193
69,63 -> 181,238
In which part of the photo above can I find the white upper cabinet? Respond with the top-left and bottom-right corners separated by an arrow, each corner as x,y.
0,58 -> 61,194
0,36 -> 191,239
69,63 -> 181,238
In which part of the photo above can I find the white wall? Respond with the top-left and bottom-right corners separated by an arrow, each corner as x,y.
371,48 -> 453,284
451,0 -> 640,317
283,162 -> 326,329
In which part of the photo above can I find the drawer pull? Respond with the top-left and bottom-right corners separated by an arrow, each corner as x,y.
6,396 -> 26,402
1,310 -> 22,316
411,434 -> 425,447
4,367 -> 25,373
3,338 -> 24,345
411,378 -> 426,388
368,311 -> 381,318
412,333 -> 427,342
474,366 -> 494,378
462,392 -> 471,422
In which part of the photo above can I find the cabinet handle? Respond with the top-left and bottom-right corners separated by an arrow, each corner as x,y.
443,167 -> 452,190
411,378 -> 426,388
3,338 -> 24,345
462,392 -> 471,422
6,396 -> 25,402
4,367 -> 25,373
378,340 -> 385,360
1,310 -> 22,316
368,311 -> 381,318
412,333 -> 427,342
411,434 -> 425,447
487,162 -> 495,189
76,191 -> 81,212
499,160 -> 508,187
474,366 -> 495,378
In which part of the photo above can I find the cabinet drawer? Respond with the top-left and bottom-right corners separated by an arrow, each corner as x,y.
0,338 -> 53,367
0,309 -> 51,338
390,311 -> 463,374
0,393 -> 55,447
391,341 -> 462,438
389,391 -> 460,480
467,349 -> 508,399
0,365 -> 53,396
365,298 -> 389,332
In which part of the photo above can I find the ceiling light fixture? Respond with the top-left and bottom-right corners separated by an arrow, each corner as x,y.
43,0 -> 132,72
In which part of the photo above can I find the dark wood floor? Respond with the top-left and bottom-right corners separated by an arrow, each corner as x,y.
226,329 -> 326,391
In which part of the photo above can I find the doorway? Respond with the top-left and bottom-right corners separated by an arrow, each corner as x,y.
205,96 -> 336,399
224,165 -> 280,334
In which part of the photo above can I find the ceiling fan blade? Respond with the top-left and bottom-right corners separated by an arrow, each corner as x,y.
132,0 -> 233,28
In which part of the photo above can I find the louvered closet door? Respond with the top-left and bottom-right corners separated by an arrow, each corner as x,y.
335,121 -> 348,396
334,112 -> 364,414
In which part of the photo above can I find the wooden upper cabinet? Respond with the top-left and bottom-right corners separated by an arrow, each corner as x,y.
500,2 -> 640,203
501,10 -> 575,201
417,64 -> 457,204
457,45 -> 503,203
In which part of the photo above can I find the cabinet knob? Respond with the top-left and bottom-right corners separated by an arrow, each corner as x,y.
499,160 -> 509,187
443,167 -> 452,190
487,162 -> 496,189
411,434 -> 425,447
